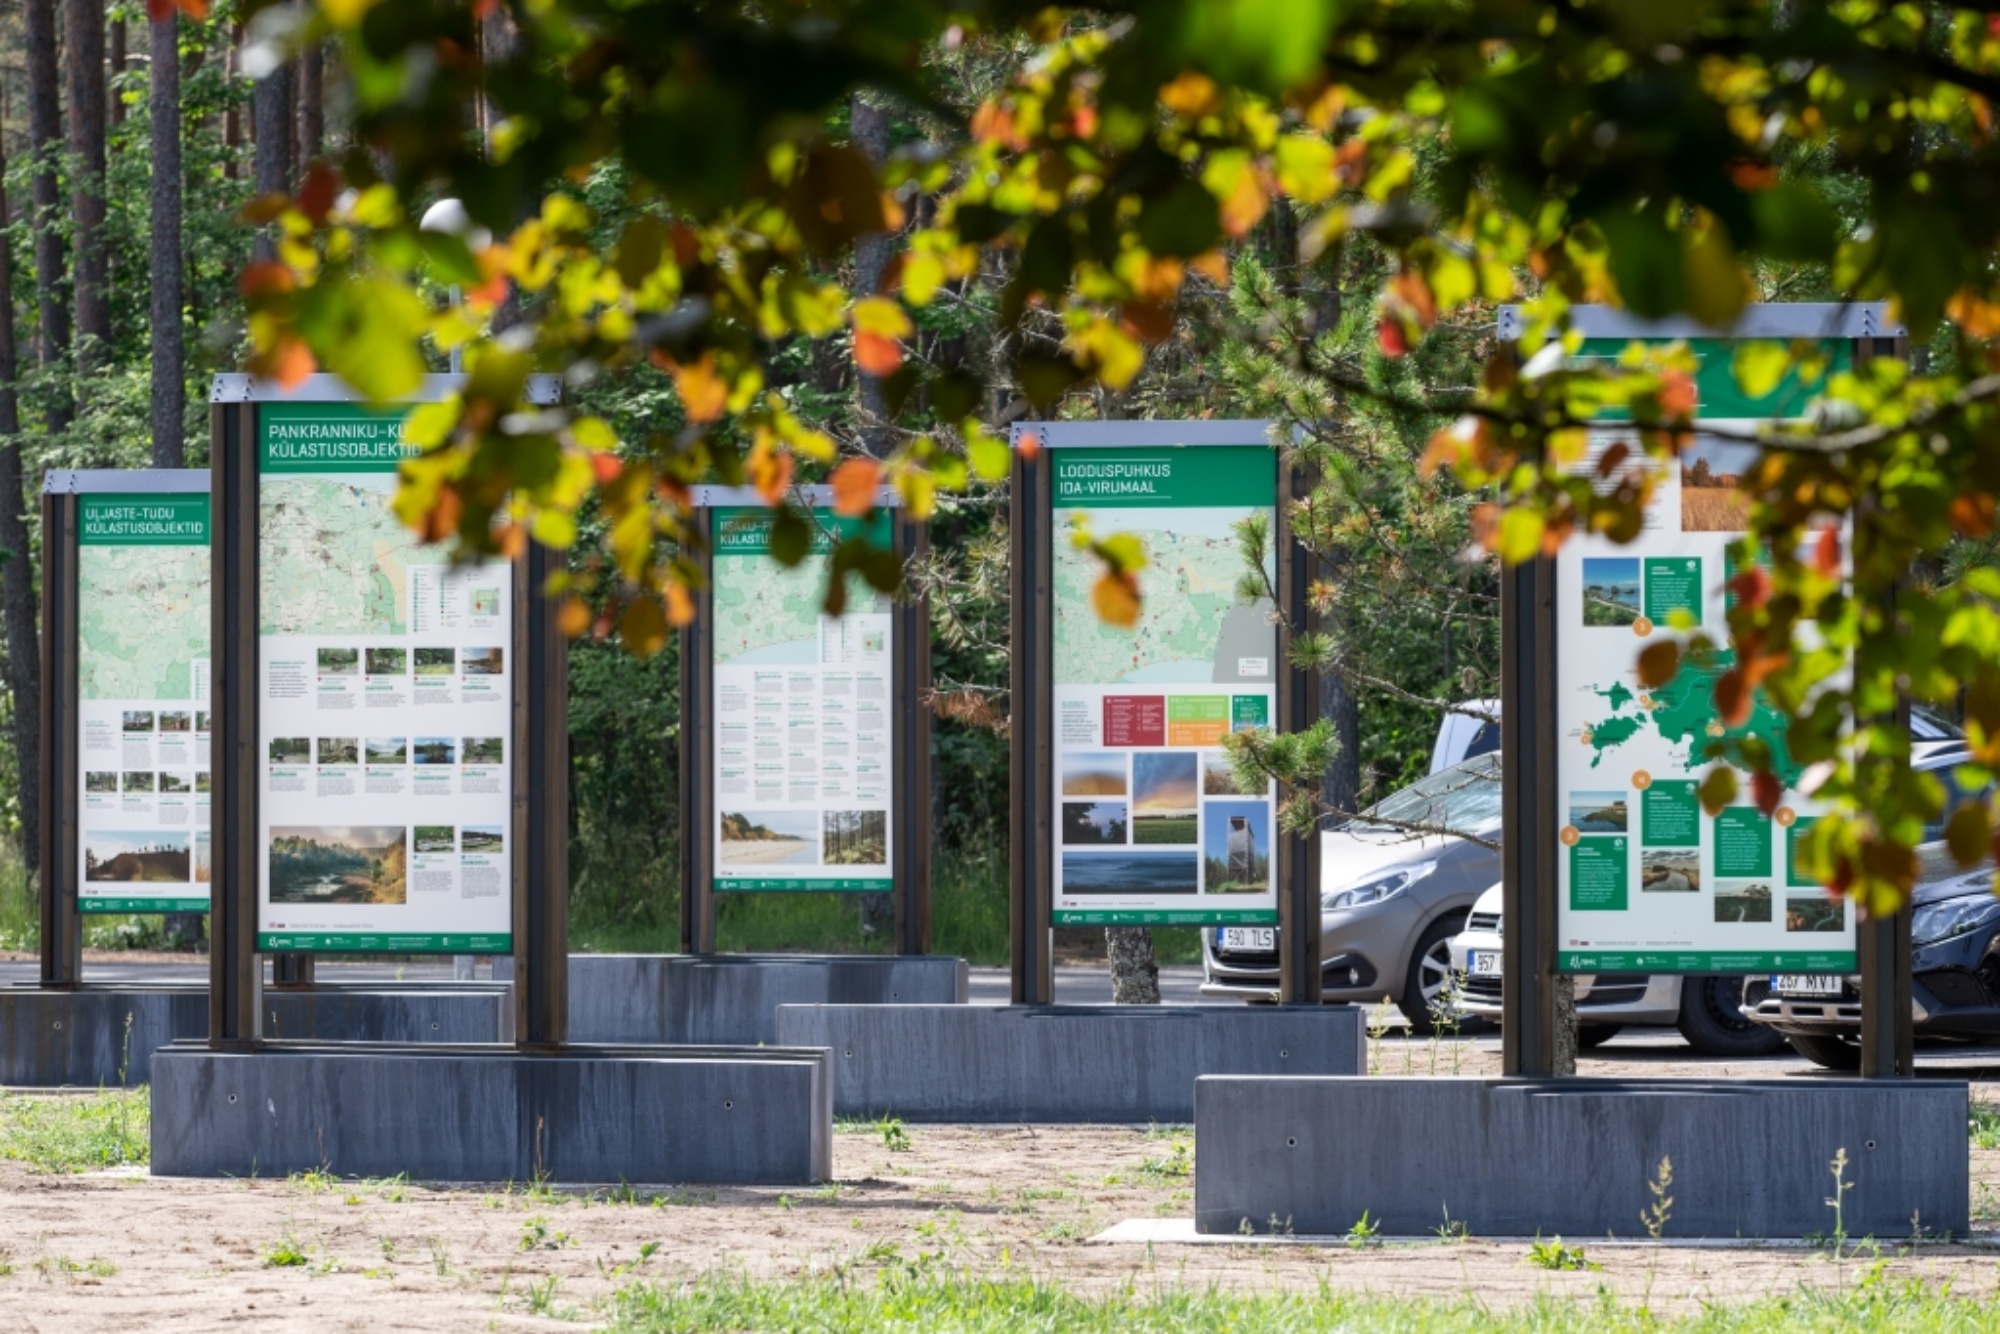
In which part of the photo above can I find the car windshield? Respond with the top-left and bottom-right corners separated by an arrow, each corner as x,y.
1352,752 -> 1503,836
1912,705 -> 1964,741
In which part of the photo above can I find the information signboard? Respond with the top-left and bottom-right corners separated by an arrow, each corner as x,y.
1046,443 -> 1279,926
254,401 -> 513,952
1554,336 -> 1857,973
75,488 -> 211,914
709,505 -> 896,892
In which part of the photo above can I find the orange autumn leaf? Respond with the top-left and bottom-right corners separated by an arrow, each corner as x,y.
417,485 -> 464,544
1219,167 -> 1270,238
556,596 -> 593,638
1658,369 -> 1698,418
1714,667 -> 1751,728
1950,492 -> 1997,537
830,457 -> 882,516
1752,769 -> 1783,816
852,296 -> 913,377
1812,525 -> 1841,576
855,329 -> 903,376
149,0 -> 207,21
660,352 -> 729,423
1016,429 -> 1041,460
746,438 -> 794,503
298,163 -> 340,223
239,262 -> 296,298
589,452 -> 625,486
664,581 -> 696,628
268,336 -> 315,389
1092,568 -> 1142,628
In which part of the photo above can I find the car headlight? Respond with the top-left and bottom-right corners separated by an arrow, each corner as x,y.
1323,861 -> 1437,913
1912,897 -> 2000,949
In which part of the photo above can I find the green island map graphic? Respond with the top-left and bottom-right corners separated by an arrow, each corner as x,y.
1582,652 -> 1802,788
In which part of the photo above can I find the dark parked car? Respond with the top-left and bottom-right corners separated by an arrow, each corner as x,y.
1742,744 -> 1994,1068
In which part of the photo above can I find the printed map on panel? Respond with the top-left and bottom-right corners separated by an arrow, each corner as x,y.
260,478 -> 444,636
78,547 -> 208,700
1578,653 -> 1802,787
1052,509 -> 1264,685
713,556 -> 823,666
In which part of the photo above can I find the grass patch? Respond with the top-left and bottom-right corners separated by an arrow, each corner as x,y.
0,1088 -> 150,1172
1971,1104 -> 2000,1150
605,1270 -> 1998,1332
572,836 -> 1014,963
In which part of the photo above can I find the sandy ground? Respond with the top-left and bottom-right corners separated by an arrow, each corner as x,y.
0,1039 -> 1997,1330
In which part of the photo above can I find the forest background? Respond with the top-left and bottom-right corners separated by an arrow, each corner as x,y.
0,0 -> 1506,969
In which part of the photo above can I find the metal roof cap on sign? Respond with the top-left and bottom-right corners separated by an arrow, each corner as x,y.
691,485 -> 902,509
209,372 -> 564,405
43,468 -> 211,495
1496,302 -> 1903,342
1008,420 -> 1280,449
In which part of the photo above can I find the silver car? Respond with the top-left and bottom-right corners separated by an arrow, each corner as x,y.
1448,881 -> 1785,1055
1201,753 -> 1501,1030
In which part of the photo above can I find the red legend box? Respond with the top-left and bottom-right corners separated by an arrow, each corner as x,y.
1102,695 -> 1165,746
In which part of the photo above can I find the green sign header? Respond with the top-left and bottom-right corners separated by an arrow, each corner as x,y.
79,494 -> 208,546
1576,337 -> 1856,421
260,402 -> 416,474
1051,445 -> 1276,509
713,506 -> 891,555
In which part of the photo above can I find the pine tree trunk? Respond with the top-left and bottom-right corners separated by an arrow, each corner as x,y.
0,106 -> 44,875
108,17 -> 126,127
251,44 -> 293,261
152,13 -> 196,948
64,0 -> 110,373
24,0 -> 73,431
296,41 -> 323,169
223,25 -> 242,180
849,91 -> 898,938
150,14 -> 184,468
1106,928 -> 1161,1003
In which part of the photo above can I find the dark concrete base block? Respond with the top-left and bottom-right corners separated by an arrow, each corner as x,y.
262,983 -> 513,1045
775,1004 -> 1366,1122
1194,1077 -> 1970,1239
0,984 -> 512,1087
0,986 -> 203,1086
151,1042 -> 832,1185
564,954 -> 968,1045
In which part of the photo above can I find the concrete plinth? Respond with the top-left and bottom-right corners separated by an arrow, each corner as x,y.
562,954 -> 967,1045
775,1004 -> 1366,1122
1194,1076 -> 1970,1239
0,984 -> 513,1087
150,1041 -> 831,1185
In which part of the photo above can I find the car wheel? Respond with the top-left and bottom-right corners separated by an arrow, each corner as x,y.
1397,915 -> 1470,1034
1577,1024 -> 1621,1049
1675,975 -> 1788,1057
1786,1033 -> 1863,1070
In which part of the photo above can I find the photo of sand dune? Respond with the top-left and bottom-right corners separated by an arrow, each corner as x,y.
719,810 -> 820,866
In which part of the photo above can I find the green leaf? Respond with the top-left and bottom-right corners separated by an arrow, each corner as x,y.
1495,507 -> 1543,564
1165,0 -> 1333,94
769,509 -> 811,567
1136,179 -> 1223,259
1697,767 -> 1738,816
1732,343 -> 1790,401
